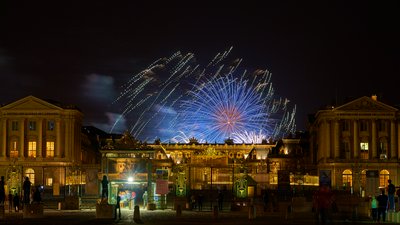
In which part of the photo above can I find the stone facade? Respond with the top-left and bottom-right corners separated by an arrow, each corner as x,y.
0,96 -> 100,200
309,95 -> 400,195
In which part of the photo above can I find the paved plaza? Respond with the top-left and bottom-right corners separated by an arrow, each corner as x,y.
0,207 -> 398,225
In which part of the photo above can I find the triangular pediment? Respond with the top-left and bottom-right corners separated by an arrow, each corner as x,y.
1,95 -> 63,111
334,96 -> 398,112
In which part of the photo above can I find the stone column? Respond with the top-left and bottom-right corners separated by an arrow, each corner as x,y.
38,119 -> 43,158
391,120 -> 396,159
65,118 -> 71,160
334,120 -> 340,158
56,119 -> 61,158
353,120 -> 359,158
19,118 -> 25,158
319,121 -> 325,160
325,120 -> 331,159
398,121 -> 400,159
372,119 -> 377,159
1,119 -> 7,158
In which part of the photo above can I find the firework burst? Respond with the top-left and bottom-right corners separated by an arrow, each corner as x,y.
111,47 -> 296,143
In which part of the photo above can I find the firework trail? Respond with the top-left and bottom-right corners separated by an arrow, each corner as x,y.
111,48 -> 296,143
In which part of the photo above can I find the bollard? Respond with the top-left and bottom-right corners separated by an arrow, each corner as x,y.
176,204 -> 182,217
213,205 -> 218,219
133,205 -> 143,223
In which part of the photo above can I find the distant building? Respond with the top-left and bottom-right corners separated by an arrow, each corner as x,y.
309,95 -> 400,196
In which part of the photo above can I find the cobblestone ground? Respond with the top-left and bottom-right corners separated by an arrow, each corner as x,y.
0,208 -> 397,225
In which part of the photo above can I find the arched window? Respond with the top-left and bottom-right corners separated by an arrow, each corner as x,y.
342,169 -> 352,187
25,168 -> 35,185
380,170 -> 390,188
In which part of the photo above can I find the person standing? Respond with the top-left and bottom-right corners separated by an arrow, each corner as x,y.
0,176 -> 5,205
13,193 -> 20,212
263,191 -> 269,212
388,179 -> 396,211
314,185 -> 334,225
197,193 -> 203,211
115,195 -> 121,219
371,195 -> 378,222
32,186 -> 42,203
397,188 -> 400,212
8,193 -> 13,212
190,194 -> 196,210
217,191 -> 224,211
377,189 -> 388,222
101,175 -> 109,201
142,191 -> 148,209
23,177 -> 31,204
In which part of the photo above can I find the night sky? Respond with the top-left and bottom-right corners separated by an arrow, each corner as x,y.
0,1 -> 399,136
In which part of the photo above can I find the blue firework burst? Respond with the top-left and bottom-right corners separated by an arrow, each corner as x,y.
178,74 -> 270,143
111,48 -> 296,143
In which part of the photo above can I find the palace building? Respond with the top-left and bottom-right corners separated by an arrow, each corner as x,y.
99,132 -> 316,209
0,96 -> 100,204
0,95 -> 315,209
309,95 -> 400,196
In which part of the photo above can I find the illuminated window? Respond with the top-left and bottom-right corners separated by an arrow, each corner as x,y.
342,169 -> 352,187
47,120 -> 55,131
11,121 -> 19,131
46,178 -> 53,186
46,141 -> 55,157
81,172 -> 86,184
380,170 -> 389,188
360,142 -> 368,150
25,168 -> 35,185
360,142 -> 369,159
28,141 -> 37,157
269,173 -> 278,184
10,141 -> 18,158
28,121 -> 36,131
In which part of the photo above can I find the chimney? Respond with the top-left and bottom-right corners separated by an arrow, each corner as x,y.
371,95 -> 378,101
